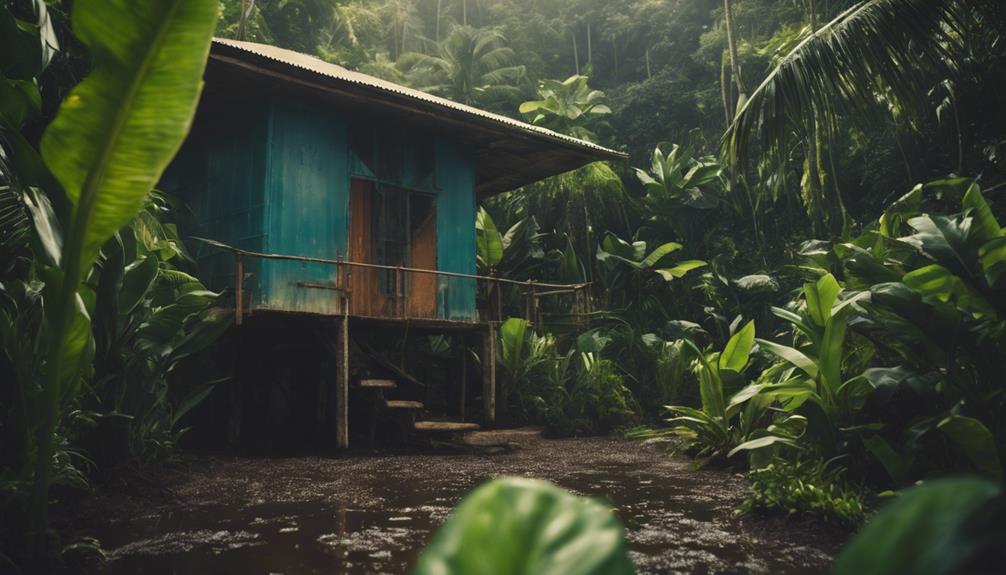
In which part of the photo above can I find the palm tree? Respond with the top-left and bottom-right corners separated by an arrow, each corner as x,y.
322,1 -> 381,53
726,0 -> 970,168
403,26 -> 525,110
381,0 -> 422,59
723,0 -> 988,235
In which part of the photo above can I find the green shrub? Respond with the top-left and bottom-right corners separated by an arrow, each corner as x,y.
741,458 -> 868,527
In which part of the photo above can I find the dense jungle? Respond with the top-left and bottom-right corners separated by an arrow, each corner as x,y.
2,0 -> 1006,573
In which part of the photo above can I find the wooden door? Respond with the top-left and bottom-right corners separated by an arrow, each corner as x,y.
349,179 -> 438,318
349,179 -> 380,316
409,194 -> 437,318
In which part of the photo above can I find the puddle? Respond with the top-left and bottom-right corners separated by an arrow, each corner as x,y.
64,437 -> 843,574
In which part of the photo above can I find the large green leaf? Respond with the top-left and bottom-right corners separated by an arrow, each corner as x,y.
878,185 -> 923,238
31,0 -> 217,534
682,339 -> 726,419
937,416 -> 1002,480
119,254 -> 159,315
978,236 -> 1006,288
903,264 -> 995,319
834,477 -> 1001,575
499,317 -> 530,377
475,207 -> 503,269
727,435 -> 797,458
804,273 -> 841,327
40,0 -> 217,276
817,310 -> 848,399
0,7 -> 44,80
770,306 -> 820,347
639,241 -> 683,269
756,338 -> 819,379
597,233 -> 645,267
412,477 -> 635,575
903,214 -> 973,278
961,183 -> 1002,245
654,260 -> 707,282
719,319 -> 755,373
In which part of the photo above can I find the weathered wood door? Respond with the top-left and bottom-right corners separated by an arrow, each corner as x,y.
348,179 -> 438,318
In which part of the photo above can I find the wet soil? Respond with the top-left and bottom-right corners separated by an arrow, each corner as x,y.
61,434 -> 846,574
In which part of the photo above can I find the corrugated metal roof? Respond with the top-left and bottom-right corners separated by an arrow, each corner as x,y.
210,38 -> 625,162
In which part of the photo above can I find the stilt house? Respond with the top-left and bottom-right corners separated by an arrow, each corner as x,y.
165,39 -> 623,448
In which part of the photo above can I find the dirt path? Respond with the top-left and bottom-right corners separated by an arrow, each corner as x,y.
62,434 -> 845,574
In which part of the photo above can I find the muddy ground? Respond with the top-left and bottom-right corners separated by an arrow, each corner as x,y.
60,433 -> 846,574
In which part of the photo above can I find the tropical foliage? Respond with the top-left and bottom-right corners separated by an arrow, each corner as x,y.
413,477 -> 635,575
2,0 -> 1006,573
402,25 -> 526,109
0,0 -> 220,568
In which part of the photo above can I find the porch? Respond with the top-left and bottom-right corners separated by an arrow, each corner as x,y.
197,238 -> 592,449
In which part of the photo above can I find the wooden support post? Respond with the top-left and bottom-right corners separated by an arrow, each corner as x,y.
336,317 -> 350,449
482,323 -> 496,427
458,334 -> 467,422
530,282 -> 538,325
336,258 -> 345,315
234,253 -> 244,326
525,281 -> 533,322
398,267 -> 406,318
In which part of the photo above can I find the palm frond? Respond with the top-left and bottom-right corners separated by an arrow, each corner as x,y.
726,0 -> 966,168
0,141 -> 31,268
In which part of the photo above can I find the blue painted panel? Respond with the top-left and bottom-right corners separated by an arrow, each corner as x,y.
163,98 -> 268,304
259,97 -> 349,314
435,138 -> 477,320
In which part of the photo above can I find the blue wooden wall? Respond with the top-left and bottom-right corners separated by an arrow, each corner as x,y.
258,97 -> 349,315
434,139 -> 477,321
173,94 -> 479,321
165,98 -> 269,306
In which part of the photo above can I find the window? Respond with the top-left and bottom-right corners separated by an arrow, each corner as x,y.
349,124 -> 436,192
372,186 -> 408,294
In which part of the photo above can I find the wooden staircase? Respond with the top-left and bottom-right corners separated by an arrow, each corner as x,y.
357,379 -> 479,445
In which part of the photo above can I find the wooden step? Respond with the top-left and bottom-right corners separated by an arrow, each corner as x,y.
385,400 -> 424,410
414,420 -> 481,432
359,379 -> 396,389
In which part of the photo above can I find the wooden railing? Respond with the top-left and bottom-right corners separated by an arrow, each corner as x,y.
194,238 -> 592,327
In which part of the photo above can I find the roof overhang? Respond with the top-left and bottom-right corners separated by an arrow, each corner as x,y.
206,39 -> 626,199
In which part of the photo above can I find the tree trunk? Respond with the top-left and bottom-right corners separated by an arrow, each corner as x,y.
462,0 -> 467,26
645,47 -> 651,79
723,0 -> 746,113
613,37 -> 618,78
803,121 -> 826,236
238,0 -> 255,41
721,53 -> 732,127
436,0 -> 442,41
573,30 -> 580,75
808,0 -> 847,235
586,20 -> 592,66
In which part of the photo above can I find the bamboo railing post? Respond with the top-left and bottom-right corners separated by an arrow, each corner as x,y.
483,323 -> 496,426
531,282 -> 538,325
234,252 -> 244,326
457,334 -> 467,422
527,282 -> 532,321
336,315 -> 349,449
335,256 -> 345,314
